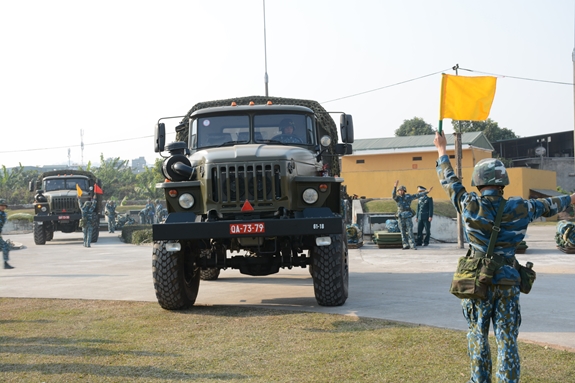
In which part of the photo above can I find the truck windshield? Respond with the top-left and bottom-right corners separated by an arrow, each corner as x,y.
194,114 -> 314,149
44,178 -> 89,192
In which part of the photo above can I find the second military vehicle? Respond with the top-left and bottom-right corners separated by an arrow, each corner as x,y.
29,170 -> 103,245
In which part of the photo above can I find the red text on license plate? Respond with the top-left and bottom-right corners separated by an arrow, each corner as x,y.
230,222 -> 265,234
58,215 -> 70,219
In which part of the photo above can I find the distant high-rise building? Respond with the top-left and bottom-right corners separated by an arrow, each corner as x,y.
131,157 -> 147,174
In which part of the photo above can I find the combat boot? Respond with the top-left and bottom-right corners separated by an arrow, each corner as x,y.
4,261 -> 14,269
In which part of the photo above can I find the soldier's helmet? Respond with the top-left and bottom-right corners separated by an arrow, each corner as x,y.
398,185 -> 407,191
0,198 -> 7,206
471,158 -> 509,187
279,118 -> 295,133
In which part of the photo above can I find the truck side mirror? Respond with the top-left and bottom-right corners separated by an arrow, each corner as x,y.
340,114 -> 354,144
155,123 -> 166,153
28,180 -> 37,192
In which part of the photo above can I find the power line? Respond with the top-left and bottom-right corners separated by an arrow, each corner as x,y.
458,67 -> 573,86
321,68 -> 453,104
0,132 -> 175,155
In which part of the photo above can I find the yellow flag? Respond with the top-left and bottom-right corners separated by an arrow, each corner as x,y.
439,74 -> 497,121
76,184 -> 83,197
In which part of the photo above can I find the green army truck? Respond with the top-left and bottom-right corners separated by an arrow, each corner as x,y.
29,170 -> 103,245
152,96 -> 354,310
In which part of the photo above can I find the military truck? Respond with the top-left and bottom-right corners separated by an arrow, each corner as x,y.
152,96 -> 354,310
29,170 -> 103,245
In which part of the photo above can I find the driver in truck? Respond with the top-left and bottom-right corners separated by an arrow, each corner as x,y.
272,118 -> 303,144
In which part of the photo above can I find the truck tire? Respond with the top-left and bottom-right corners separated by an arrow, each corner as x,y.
45,223 -> 54,242
311,233 -> 349,306
33,222 -> 46,245
153,241 -> 200,310
91,218 -> 100,243
200,268 -> 221,280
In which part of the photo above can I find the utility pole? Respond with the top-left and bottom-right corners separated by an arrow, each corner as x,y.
454,132 -> 464,248
452,64 -> 465,248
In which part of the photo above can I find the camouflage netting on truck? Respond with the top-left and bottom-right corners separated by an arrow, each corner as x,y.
175,95 -> 341,175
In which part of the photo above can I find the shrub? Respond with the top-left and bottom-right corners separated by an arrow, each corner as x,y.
121,225 -> 153,244
7,213 -> 34,223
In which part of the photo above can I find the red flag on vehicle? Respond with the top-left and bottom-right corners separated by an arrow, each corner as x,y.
94,184 -> 104,195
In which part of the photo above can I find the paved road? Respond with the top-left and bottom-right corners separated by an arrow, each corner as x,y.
1,225 -> 574,351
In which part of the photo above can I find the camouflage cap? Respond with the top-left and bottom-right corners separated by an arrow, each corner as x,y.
471,158 -> 509,187
398,185 -> 407,191
0,198 -> 7,206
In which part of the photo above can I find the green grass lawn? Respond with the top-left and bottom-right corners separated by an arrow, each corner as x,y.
0,298 -> 573,383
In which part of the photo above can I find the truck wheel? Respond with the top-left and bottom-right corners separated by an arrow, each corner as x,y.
153,241 -> 200,310
45,223 -> 54,242
311,233 -> 349,306
33,222 -> 46,245
200,268 -> 221,280
91,218 -> 100,243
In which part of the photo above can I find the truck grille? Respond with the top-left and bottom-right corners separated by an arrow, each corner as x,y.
212,163 -> 282,204
52,197 -> 79,213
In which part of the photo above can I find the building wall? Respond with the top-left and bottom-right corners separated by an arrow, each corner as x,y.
342,147 -> 491,173
341,149 -> 559,201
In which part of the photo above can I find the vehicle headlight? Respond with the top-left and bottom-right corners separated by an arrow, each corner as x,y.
41,207 -> 47,212
178,193 -> 195,209
320,135 -> 332,147
302,188 -> 319,204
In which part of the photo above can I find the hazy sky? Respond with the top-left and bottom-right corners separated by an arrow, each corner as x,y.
1,0 -> 574,168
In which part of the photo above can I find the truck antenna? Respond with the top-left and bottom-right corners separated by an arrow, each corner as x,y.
263,0 -> 269,97
80,129 -> 85,168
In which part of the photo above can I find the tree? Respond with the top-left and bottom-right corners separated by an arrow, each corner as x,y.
134,159 -> 164,200
92,154 -> 137,201
451,119 -> 518,142
395,117 -> 434,136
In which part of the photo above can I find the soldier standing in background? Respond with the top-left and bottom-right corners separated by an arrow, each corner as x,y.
145,199 -> 155,224
80,199 -> 96,248
392,181 -> 430,250
105,199 -> 117,233
415,185 -> 434,247
0,199 -> 14,269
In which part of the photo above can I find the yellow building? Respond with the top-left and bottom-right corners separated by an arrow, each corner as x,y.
341,132 -> 560,201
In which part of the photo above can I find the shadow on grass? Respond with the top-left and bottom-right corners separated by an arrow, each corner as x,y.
0,363 -> 247,380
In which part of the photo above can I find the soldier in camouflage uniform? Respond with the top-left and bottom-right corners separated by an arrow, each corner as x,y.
272,118 -> 304,144
0,199 -> 14,269
105,200 -> 117,233
80,199 -> 96,248
434,132 -> 575,383
392,181 -> 430,250
415,185 -> 434,247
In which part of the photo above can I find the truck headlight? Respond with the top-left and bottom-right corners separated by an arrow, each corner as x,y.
41,207 -> 47,212
302,188 -> 319,204
178,193 -> 195,209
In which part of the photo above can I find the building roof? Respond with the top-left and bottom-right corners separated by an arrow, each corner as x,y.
352,131 -> 494,154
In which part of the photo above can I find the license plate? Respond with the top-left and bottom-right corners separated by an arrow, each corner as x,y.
230,222 -> 265,234
58,215 -> 70,220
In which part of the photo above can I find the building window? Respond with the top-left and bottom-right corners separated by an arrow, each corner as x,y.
412,156 -> 422,161
356,159 -> 365,164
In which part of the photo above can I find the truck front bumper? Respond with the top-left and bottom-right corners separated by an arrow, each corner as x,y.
153,211 -> 343,241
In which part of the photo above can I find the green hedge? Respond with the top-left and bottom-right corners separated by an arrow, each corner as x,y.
121,224 -> 153,245
7,213 -> 34,223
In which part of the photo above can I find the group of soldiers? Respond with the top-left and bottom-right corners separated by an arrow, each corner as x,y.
79,198 -> 165,248
138,199 -> 167,224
